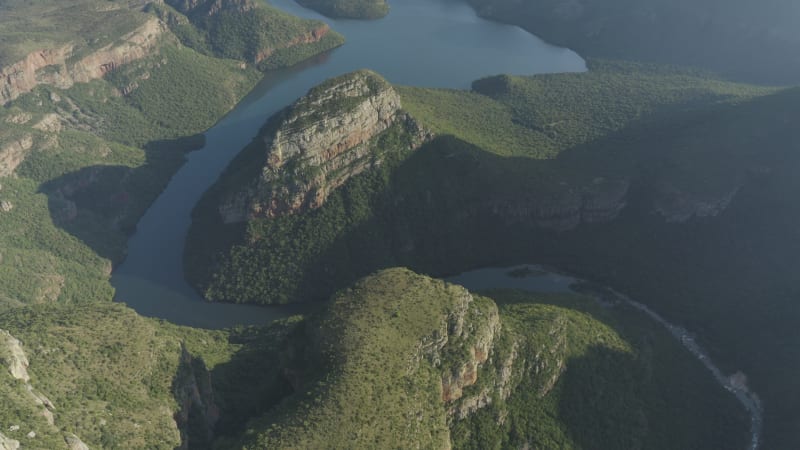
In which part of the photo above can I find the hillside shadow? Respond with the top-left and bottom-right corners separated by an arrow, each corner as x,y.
39,134 -> 203,263
188,322 -> 309,446
554,345 -> 650,450
276,87 -> 800,302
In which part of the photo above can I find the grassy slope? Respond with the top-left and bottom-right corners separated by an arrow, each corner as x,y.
229,269 -> 746,449
0,0 -> 147,67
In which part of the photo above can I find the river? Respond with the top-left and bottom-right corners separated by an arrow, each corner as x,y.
110,0 -> 585,328
447,265 -> 763,450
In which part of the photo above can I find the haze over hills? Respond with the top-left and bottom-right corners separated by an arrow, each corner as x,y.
465,0 -> 800,85
1,0 -> 799,449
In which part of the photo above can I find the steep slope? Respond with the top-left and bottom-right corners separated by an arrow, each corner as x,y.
229,269 -> 746,449
0,0 -> 342,309
0,301 -> 313,449
186,70 -> 431,303
0,302 -> 231,449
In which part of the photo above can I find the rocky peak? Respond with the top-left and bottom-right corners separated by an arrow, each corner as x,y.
220,70 -> 432,222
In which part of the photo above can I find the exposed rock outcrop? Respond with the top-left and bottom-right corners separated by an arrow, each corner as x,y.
435,292 -> 501,403
1,330 -> 58,428
484,178 -> 629,231
653,183 -> 740,223
0,135 -> 34,177
1,330 -> 30,382
220,70 -> 432,223
0,433 -> 20,450
0,18 -> 166,105
64,433 -> 90,450
173,347 -> 219,450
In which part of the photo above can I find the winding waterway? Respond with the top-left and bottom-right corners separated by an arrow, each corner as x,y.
447,265 -> 763,450
110,0 -> 585,328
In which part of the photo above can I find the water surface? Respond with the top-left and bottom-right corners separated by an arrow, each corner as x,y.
111,0 -> 585,328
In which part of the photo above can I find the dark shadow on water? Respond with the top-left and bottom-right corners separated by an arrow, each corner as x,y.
39,136 -> 196,262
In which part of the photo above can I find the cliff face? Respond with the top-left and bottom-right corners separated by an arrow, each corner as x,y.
441,303 -> 570,422
0,18 -> 166,105
173,347 -> 220,449
481,178 -> 630,232
220,70 -> 431,223
421,290 -> 501,404
653,183 -> 740,223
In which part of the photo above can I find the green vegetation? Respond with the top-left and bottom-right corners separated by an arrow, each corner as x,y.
297,0 -> 389,20
224,269 -> 746,449
452,290 -> 747,450
401,60 -> 773,159
0,0 -> 148,67
0,270 -> 746,448
191,63 -> 800,447
186,116 -> 420,304
0,300 -> 308,449
191,62 -> 777,305
0,302 -> 217,448
0,40 -> 259,309
151,0 -> 344,70
0,0 -> 345,311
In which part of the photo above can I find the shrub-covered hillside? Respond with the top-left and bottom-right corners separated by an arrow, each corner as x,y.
227,269 -> 747,449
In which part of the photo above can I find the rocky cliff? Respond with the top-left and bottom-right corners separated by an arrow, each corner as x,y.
173,346 -> 220,449
0,18 -> 166,105
219,70 -> 431,223
653,182 -> 740,223
483,178 -> 630,232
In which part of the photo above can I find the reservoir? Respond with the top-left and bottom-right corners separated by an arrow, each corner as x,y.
110,0 -> 585,328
